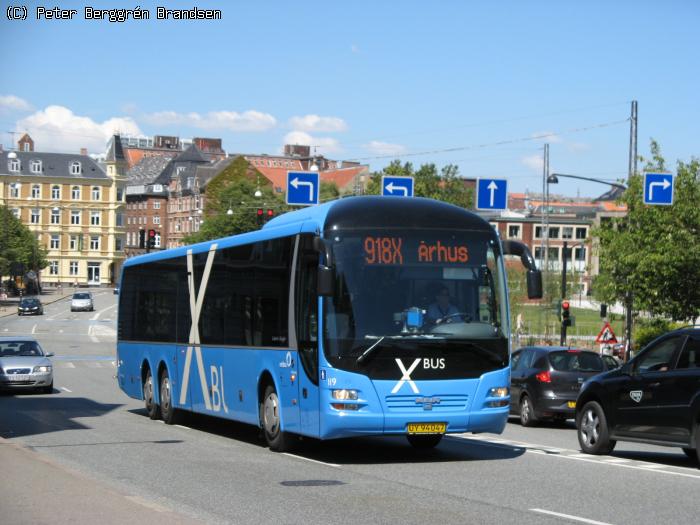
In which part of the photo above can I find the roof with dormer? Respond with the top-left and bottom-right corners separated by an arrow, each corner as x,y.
0,151 -> 107,179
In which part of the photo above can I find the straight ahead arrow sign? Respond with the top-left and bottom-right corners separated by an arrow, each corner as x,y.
487,180 -> 498,207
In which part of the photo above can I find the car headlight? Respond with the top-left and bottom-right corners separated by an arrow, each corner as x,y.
33,365 -> 52,373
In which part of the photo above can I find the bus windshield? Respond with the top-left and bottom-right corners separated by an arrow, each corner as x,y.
323,229 -> 509,369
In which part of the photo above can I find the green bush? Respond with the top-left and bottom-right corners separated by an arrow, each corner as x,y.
633,318 -> 683,351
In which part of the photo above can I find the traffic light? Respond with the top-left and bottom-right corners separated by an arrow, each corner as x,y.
266,209 -> 274,219
256,208 -> 264,225
147,229 -> 157,249
562,300 -> 571,327
138,229 -> 145,249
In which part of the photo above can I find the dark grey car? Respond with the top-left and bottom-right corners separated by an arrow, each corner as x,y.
0,336 -> 54,393
510,346 -> 616,426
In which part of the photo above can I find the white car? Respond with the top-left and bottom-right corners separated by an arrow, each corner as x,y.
0,336 -> 54,394
71,292 -> 94,312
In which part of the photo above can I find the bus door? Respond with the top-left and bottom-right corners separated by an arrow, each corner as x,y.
295,235 -> 320,437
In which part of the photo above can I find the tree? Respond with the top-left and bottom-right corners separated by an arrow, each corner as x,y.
320,181 -> 340,202
593,141 -> 700,322
365,160 -> 474,208
0,205 -> 47,283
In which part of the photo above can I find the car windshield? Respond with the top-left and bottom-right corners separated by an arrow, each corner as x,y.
20,299 -> 39,305
549,351 -> 603,372
323,229 -> 509,361
73,293 -> 91,300
0,341 -> 44,357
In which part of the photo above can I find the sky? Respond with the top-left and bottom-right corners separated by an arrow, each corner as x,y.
1,0 -> 698,197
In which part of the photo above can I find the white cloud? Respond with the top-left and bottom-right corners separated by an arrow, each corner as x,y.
363,140 -> 407,156
521,154 -> 544,172
531,131 -> 563,143
288,114 -> 347,133
0,95 -> 32,113
142,109 -> 276,132
15,105 -> 141,154
283,131 -> 341,156
567,141 -> 590,153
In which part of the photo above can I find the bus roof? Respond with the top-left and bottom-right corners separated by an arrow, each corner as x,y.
124,196 -> 493,268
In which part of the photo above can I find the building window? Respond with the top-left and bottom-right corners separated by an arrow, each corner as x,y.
548,227 -> 560,239
31,184 -> 41,199
116,212 -> 123,227
562,227 -> 573,239
11,208 -> 20,219
574,247 -> 587,261
8,159 -> 20,172
31,208 -> 40,224
71,186 -> 80,200
548,247 -> 559,260
153,200 -> 161,209
69,235 -> 78,250
116,187 -> 124,201
90,211 -> 101,226
534,226 -> 543,239
92,186 -> 101,200
9,183 -> 20,198
576,227 -> 587,239
49,261 -> 58,275
69,261 -> 79,276
51,208 -> 60,224
71,210 -> 81,225
115,237 -> 123,251
70,161 -> 82,175
90,236 -> 100,250
50,234 -> 60,249
507,225 -> 521,239
153,216 -> 160,225
51,185 -> 61,199
30,160 -> 42,173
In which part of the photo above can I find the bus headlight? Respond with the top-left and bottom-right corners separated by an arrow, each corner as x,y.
488,387 -> 509,398
331,389 -> 358,401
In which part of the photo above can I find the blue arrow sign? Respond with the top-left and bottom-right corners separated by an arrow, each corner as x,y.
286,171 -> 319,206
476,178 -> 508,210
643,172 -> 674,206
381,175 -> 414,197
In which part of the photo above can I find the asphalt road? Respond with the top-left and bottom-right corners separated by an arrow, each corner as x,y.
1,294 -> 699,525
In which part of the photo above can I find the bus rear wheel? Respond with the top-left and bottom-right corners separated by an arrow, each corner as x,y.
260,384 -> 293,452
407,434 -> 443,449
159,368 -> 180,425
144,369 -> 160,420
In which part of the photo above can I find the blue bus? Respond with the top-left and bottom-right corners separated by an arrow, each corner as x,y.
116,196 -> 542,450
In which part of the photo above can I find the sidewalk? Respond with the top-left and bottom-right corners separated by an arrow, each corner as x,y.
0,438 -> 202,525
0,286 -> 78,318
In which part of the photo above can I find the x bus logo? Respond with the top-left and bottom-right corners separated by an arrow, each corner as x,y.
391,358 -> 421,394
179,244 -> 219,410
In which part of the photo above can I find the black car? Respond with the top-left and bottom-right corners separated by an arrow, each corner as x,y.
510,346 -> 616,426
17,297 -> 43,316
576,327 -> 700,463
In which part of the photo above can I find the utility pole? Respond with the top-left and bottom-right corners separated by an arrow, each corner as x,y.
625,100 -> 637,361
560,241 -> 568,345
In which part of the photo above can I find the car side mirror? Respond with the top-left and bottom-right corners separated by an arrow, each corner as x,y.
45,352 -> 54,357
526,270 -> 543,299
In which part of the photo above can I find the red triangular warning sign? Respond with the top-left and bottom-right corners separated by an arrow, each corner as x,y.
595,322 -> 618,344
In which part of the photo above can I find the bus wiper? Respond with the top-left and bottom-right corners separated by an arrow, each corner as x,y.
356,336 -> 385,365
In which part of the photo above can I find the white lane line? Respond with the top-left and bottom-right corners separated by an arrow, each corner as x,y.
91,303 -> 118,321
60,387 -> 72,392
174,424 -> 190,429
530,508 -> 614,525
62,362 -> 76,368
31,324 -> 37,334
602,458 -> 630,464
282,453 -> 341,468
638,464 -> 666,469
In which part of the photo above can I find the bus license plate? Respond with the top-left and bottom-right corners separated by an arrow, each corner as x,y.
567,401 -> 576,409
407,422 -> 446,435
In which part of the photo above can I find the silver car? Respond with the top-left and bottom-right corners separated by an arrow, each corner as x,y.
0,336 -> 54,393
71,292 -> 94,312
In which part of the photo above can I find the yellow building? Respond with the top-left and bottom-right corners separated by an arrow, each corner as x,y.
0,137 -> 126,286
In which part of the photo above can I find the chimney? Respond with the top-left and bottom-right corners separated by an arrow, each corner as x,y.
80,148 -> 88,156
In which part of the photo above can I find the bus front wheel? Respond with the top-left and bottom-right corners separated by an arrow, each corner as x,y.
260,384 -> 293,452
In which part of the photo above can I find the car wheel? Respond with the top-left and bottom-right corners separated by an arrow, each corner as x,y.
519,395 -> 538,427
260,384 -> 293,451
143,369 -> 160,420
159,368 -> 180,425
42,382 -> 53,394
407,434 -> 443,449
577,400 -> 616,455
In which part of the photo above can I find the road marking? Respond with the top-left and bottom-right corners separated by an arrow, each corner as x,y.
174,424 -> 190,429
91,302 -> 117,321
62,362 -> 76,368
602,458 -> 630,464
60,387 -> 72,392
530,508 -> 613,525
282,453 -> 341,468
31,324 -> 37,334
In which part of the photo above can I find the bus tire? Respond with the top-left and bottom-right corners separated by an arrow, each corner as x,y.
159,368 -> 180,425
144,369 -> 160,420
407,434 -> 443,449
260,384 -> 293,452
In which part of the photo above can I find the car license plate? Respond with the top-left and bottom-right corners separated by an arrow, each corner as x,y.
9,375 -> 30,381
407,422 -> 446,434
567,401 -> 576,409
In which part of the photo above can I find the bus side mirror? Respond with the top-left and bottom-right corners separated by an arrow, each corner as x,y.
526,270 -> 543,299
318,266 -> 334,297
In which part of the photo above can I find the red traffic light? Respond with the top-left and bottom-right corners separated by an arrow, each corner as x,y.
257,208 -> 263,216
148,229 -> 156,238
562,300 -> 570,310
267,209 -> 274,217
